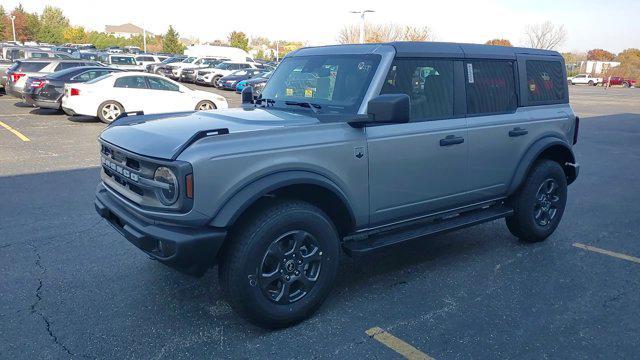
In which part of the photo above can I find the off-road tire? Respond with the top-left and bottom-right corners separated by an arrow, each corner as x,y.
219,199 -> 340,329
506,160 -> 567,242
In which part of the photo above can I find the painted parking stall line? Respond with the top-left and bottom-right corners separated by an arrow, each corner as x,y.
365,327 -> 434,360
573,243 -> 640,264
0,120 -> 30,142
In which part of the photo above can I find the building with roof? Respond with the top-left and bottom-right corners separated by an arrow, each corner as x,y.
105,23 -> 153,39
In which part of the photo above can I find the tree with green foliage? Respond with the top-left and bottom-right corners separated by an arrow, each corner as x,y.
36,6 -> 68,43
0,6 -> 7,41
228,31 -> 248,51
63,26 -> 87,43
162,25 -> 184,54
24,12 -> 41,41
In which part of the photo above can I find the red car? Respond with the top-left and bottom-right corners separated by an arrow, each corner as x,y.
604,76 -> 636,87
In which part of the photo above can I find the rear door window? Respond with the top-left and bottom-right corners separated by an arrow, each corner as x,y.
18,62 -> 50,72
526,60 -> 565,103
114,76 -> 148,89
381,59 -> 455,121
74,70 -> 111,82
55,62 -> 85,71
465,60 -> 518,115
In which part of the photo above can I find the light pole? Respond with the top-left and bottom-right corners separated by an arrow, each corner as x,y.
349,10 -> 375,44
143,28 -> 147,53
10,15 -> 17,43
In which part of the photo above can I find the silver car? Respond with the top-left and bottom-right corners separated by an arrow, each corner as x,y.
95,42 -> 579,329
5,59 -> 100,98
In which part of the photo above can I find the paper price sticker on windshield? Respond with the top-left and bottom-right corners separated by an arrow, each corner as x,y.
304,89 -> 313,98
286,88 -> 293,96
467,63 -> 474,83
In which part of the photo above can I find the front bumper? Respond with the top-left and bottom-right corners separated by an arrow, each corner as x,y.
180,72 -> 197,82
95,184 -> 227,276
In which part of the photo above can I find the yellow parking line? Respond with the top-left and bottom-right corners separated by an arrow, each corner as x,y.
365,327 -> 434,360
573,243 -> 640,264
0,120 -> 30,142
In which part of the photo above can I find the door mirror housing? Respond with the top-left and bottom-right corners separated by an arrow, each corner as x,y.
349,94 -> 410,128
241,86 -> 254,104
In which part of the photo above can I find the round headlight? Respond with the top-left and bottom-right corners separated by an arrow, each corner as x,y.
154,167 -> 179,205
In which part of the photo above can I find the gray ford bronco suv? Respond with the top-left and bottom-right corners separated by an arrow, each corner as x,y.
95,42 -> 579,328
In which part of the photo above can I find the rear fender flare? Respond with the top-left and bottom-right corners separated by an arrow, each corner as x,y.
507,137 -> 576,195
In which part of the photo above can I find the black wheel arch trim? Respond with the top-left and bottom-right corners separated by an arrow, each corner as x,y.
209,170 -> 357,229
507,136 -> 577,195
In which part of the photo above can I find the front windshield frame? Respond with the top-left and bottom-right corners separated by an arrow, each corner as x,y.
259,53 -> 382,116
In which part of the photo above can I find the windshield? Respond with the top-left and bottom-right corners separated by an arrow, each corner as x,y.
215,62 -> 233,70
182,57 -> 196,63
260,54 -> 381,115
111,56 -> 136,65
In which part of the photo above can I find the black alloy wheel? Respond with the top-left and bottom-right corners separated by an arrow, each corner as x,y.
259,230 -> 323,304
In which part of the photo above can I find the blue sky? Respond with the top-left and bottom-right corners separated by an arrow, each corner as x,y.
5,0 -> 639,53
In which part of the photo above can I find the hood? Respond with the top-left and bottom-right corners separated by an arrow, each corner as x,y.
100,107 -> 320,160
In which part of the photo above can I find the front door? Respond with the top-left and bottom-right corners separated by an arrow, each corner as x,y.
367,58 -> 469,226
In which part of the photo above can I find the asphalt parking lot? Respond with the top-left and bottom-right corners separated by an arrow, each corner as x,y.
1,85 -> 639,359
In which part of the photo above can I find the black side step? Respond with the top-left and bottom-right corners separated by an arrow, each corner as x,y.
342,205 -> 513,256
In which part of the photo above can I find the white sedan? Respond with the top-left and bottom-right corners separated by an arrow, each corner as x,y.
61,72 -> 228,123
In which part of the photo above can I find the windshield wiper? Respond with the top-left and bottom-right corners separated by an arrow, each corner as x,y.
285,101 -> 321,114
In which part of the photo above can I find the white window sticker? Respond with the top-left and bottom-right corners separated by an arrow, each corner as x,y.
467,63 -> 474,83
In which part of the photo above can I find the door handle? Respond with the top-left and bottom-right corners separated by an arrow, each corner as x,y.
439,135 -> 464,146
509,127 -> 528,137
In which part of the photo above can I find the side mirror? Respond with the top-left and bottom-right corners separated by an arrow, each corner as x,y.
241,86 -> 254,104
349,94 -> 410,128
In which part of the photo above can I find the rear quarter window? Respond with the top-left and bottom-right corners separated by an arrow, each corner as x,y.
526,60 -> 565,103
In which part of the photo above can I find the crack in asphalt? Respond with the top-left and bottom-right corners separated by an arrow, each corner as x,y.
27,243 -> 92,359
1,218 -> 104,252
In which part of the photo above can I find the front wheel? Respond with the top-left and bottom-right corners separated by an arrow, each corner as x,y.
588,80 -> 594,86
97,101 -> 124,124
506,160 -> 568,242
219,199 -> 340,329
195,100 -> 216,111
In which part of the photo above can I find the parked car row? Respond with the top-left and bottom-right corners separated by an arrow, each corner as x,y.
567,73 -> 637,87
144,54 -> 277,92
1,58 -> 228,124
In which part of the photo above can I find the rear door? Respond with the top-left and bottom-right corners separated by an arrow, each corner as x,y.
465,56 -> 569,201
367,58 -> 469,225
464,59 -> 522,200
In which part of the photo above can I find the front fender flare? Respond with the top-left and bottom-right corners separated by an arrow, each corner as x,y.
507,136 -> 576,195
209,170 -> 356,228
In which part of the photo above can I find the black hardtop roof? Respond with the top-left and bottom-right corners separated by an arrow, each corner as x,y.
290,41 -> 562,59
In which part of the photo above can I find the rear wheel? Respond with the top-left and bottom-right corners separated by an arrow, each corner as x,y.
506,160 -> 567,242
622,82 -> 630,88
212,75 -> 222,88
219,199 -> 340,329
588,80 -> 594,86
195,100 -> 216,111
97,101 -> 123,124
